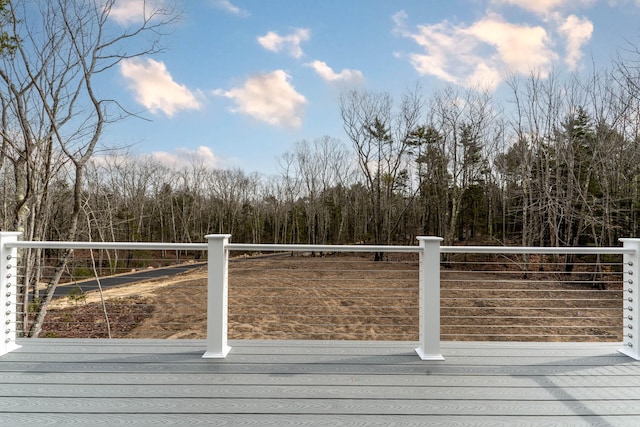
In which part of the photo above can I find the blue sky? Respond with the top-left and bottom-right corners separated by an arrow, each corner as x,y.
103,0 -> 640,175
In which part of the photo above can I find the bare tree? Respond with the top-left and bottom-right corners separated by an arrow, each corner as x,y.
426,85 -> 498,245
340,88 -> 422,257
282,136 -> 353,245
0,0 -> 177,336
276,151 -> 304,243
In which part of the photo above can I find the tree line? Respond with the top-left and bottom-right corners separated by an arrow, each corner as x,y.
4,70 -> 640,251
18,71 -> 640,251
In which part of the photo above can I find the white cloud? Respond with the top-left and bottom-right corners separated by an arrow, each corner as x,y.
408,52 -> 458,84
402,20 -> 478,84
109,0 -> 165,25
394,10 -> 561,89
212,0 -> 249,17
394,12 -> 473,84
120,58 -> 202,117
465,63 -> 502,90
214,70 -> 306,128
306,60 -> 364,84
152,146 -> 220,169
558,14 -> 593,70
257,28 -> 310,58
465,14 -> 557,76
394,0 -> 602,88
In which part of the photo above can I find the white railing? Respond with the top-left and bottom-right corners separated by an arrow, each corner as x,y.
439,245 -> 627,343
0,233 -> 20,356
1,232 -> 639,361
203,236 -> 442,359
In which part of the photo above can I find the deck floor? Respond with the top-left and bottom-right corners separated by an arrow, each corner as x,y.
1,339 -> 640,426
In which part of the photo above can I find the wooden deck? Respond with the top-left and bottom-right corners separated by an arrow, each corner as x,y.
1,339 -> 640,426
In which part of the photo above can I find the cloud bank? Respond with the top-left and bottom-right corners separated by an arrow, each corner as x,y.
394,0 -> 595,89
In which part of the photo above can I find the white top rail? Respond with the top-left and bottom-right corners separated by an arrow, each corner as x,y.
225,243 -> 422,253
227,243 -> 633,255
6,241 -> 208,251
3,240 -> 635,255
441,246 -> 634,255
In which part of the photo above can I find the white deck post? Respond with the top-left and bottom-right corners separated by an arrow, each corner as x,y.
203,234 -> 232,358
415,236 -> 444,361
620,238 -> 640,360
0,232 -> 21,356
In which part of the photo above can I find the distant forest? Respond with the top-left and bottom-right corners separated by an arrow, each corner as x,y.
6,67 -> 640,249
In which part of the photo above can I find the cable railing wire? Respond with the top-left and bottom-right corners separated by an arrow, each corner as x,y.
439,252 -> 623,342
9,244 -> 627,343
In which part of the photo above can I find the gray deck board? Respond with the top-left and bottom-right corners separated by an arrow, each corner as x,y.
3,383 -> 640,400
2,414 -> 637,427
1,396 -> 639,414
1,339 -> 640,426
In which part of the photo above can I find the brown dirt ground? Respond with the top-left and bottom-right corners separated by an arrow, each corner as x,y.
39,252 -> 623,342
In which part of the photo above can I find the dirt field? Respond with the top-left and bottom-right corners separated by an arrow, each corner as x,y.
40,252 -> 624,342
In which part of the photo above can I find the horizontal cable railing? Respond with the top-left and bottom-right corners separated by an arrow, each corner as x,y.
227,252 -> 419,340
1,233 -> 638,360
12,244 -> 207,340
226,245 -> 626,342
439,252 -> 623,342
